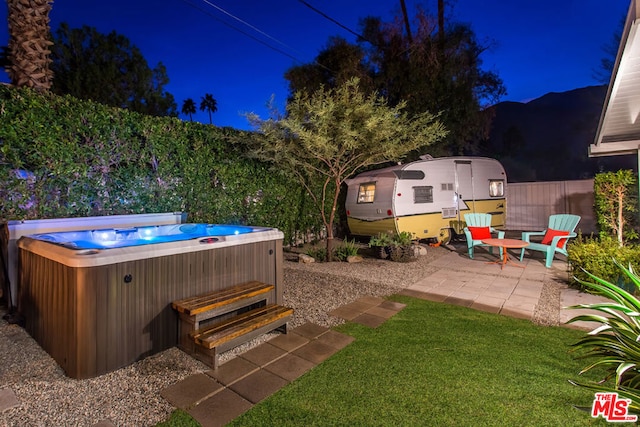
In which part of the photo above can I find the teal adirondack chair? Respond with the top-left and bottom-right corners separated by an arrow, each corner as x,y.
463,213 -> 505,259
519,214 -> 580,268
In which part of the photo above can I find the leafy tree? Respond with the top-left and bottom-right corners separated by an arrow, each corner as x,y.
50,23 -> 177,117
181,98 -> 196,121
285,7 -> 505,157
247,78 -> 447,260
200,93 -> 218,124
594,16 -> 624,84
594,170 -> 638,246
6,0 -> 53,91
360,12 -> 505,156
285,36 -> 374,97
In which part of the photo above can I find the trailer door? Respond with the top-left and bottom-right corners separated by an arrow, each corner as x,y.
454,160 -> 474,222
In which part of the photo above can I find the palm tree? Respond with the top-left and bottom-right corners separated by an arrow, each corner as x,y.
6,0 -> 54,91
199,93 -> 218,124
181,98 -> 196,121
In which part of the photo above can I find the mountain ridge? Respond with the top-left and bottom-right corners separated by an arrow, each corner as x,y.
481,85 -> 636,183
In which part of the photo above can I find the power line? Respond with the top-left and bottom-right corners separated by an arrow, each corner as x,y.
181,0 -> 303,64
299,1 -> 416,59
182,0 -> 334,73
199,0 -> 306,58
297,0 -> 372,45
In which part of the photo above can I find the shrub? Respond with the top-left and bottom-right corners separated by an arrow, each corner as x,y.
333,239 -> 359,261
393,231 -> 414,246
567,260 -> 640,415
0,86 -> 323,245
568,234 -> 640,292
594,170 -> 638,246
368,231 -> 414,247
306,247 -> 327,262
368,232 -> 395,248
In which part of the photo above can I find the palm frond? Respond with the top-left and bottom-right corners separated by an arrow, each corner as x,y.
568,260 -> 640,411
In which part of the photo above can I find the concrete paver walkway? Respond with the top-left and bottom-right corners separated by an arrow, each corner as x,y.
161,297 -> 406,427
403,246 -> 607,329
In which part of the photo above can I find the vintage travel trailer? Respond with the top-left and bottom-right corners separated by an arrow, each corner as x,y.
345,156 -> 507,243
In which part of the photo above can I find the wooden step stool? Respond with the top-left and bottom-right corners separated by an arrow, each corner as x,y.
171,281 -> 293,368
191,304 -> 293,368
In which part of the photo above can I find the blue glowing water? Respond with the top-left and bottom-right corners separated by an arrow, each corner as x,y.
29,224 -> 257,250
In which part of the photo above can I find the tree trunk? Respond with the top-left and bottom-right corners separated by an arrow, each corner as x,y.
7,0 -> 54,91
438,0 -> 445,47
438,0 -> 445,65
618,191 -> 624,246
400,0 -> 412,43
325,236 -> 335,262
324,177 -> 342,262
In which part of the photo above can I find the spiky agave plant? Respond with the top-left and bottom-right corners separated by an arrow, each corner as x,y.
566,259 -> 640,414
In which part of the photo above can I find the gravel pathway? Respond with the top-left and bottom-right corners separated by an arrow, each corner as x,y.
0,244 -> 563,426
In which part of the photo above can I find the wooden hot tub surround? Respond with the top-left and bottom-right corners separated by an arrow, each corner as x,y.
18,226 -> 283,379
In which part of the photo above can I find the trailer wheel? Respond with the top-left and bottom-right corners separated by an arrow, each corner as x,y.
438,228 -> 453,245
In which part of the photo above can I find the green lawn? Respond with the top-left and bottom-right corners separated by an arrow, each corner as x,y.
163,296 -> 631,426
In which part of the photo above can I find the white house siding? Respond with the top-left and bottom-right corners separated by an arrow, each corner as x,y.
506,179 -> 596,234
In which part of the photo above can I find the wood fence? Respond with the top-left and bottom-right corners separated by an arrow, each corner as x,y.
506,179 -> 596,234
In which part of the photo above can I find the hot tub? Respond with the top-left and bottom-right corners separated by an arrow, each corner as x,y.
2,212 -> 186,310
18,223 -> 284,379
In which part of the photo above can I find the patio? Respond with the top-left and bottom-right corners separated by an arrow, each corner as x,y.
402,246 -> 605,328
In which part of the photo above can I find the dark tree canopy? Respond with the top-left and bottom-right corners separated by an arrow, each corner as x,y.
50,23 -> 177,117
181,98 -> 196,121
594,15 -> 624,84
285,7 -> 506,157
285,36 -> 374,98
199,93 -> 218,124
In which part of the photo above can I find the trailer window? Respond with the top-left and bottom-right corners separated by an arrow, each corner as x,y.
357,183 -> 376,203
413,186 -> 433,203
394,170 -> 425,180
489,180 -> 504,197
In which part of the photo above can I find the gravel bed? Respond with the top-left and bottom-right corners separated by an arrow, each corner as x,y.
532,277 -> 563,326
0,243 -> 562,426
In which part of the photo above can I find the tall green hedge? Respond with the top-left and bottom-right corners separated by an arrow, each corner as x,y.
0,86 -> 320,243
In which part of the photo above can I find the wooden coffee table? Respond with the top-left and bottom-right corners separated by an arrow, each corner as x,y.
481,238 -> 529,270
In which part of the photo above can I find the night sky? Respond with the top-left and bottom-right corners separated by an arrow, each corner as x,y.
0,0 -> 630,129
